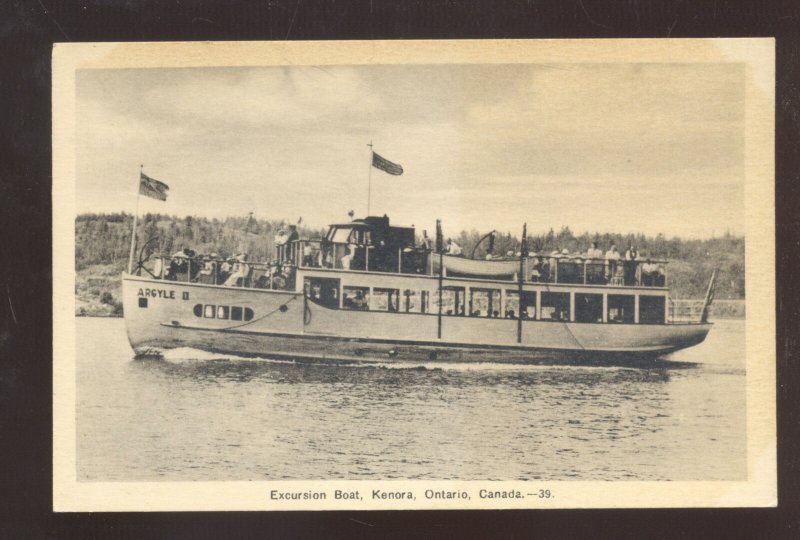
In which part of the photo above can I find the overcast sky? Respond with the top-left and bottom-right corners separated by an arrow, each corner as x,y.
76,62 -> 744,238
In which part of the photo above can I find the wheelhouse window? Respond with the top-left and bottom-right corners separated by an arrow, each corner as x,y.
372,288 -> 400,312
608,294 -> 635,323
639,295 -> 666,324
541,292 -> 570,321
469,288 -> 501,317
575,293 -> 603,323
342,286 -> 370,310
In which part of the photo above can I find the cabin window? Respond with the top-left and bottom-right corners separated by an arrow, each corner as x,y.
402,289 -> 417,313
342,286 -> 370,310
217,305 -> 229,320
139,297 -> 148,308
244,307 -> 254,321
372,288 -> 400,312
541,292 -> 570,321
470,288 -> 501,317
304,277 -> 340,309
193,304 -> 203,317
435,286 -> 465,316
639,295 -> 666,324
204,304 -> 216,318
231,306 -> 243,321
575,293 -> 603,323
608,294 -> 635,323
504,291 -> 536,319
505,291 -> 519,318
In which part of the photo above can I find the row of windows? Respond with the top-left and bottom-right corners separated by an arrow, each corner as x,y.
193,304 -> 254,321
304,278 -> 666,324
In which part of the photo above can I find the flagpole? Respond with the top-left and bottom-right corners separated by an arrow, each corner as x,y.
436,219 -> 443,340
366,141 -> 373,216
127,165 -> 142,274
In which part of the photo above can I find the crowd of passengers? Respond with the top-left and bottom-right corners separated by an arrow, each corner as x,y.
158,231 -> 664,289
443,238 -> 666,287
159,248 -> 295,289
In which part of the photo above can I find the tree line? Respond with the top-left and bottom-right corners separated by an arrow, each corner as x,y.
75,213 -> 744,300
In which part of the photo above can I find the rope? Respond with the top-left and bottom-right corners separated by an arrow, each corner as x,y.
218,294 -> 300,331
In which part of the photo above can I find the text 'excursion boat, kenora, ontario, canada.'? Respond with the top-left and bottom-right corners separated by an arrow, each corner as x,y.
122,170 -> 717,365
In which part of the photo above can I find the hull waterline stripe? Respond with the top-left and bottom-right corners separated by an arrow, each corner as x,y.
157,322 -> 706,354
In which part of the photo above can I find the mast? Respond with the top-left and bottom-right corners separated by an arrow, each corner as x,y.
366,141 -> 373,216
517,223 -> 527,343
436,219 -> 443,339
127,165 -> 143,274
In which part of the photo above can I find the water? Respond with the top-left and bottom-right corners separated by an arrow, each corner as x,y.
76,318 -> 746,481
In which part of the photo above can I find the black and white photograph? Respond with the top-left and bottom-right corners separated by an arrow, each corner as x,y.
52,39 -> 776,510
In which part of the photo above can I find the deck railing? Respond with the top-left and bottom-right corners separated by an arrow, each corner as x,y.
141,245 -> 668,290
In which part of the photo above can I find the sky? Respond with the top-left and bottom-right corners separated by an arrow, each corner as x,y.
75,62 -> 744,239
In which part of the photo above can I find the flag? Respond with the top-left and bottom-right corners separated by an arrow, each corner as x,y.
139,172 -> 169,201
372,151 -> 403,176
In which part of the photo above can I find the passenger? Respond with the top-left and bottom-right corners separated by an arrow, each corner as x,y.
340,247 -> 352,270
421,230 -> 431,250
604,243 -> 621,282
587,241 -> 603,259
492,310 -> 500,317
446,239 -> 463,256
611,261 -> 625,286
352,291 -> 368,310
457,305 -> 465,316
284,225 -> 299,262
624,245 -> 638,285
506,309 -> 515,318
530,257 -> 542,282
302,243 -> 314,267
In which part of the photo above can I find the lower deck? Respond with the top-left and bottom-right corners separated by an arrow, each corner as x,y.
123,273 -> 712,360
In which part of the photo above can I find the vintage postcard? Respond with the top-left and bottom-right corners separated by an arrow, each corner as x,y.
53,39 -> 775,511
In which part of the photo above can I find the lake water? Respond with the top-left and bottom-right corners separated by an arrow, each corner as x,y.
75,317 -> 746,481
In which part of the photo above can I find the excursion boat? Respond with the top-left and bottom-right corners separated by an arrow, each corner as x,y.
122,214 -> 716,364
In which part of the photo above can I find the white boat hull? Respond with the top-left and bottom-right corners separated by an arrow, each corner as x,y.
123,274 -> 711,364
